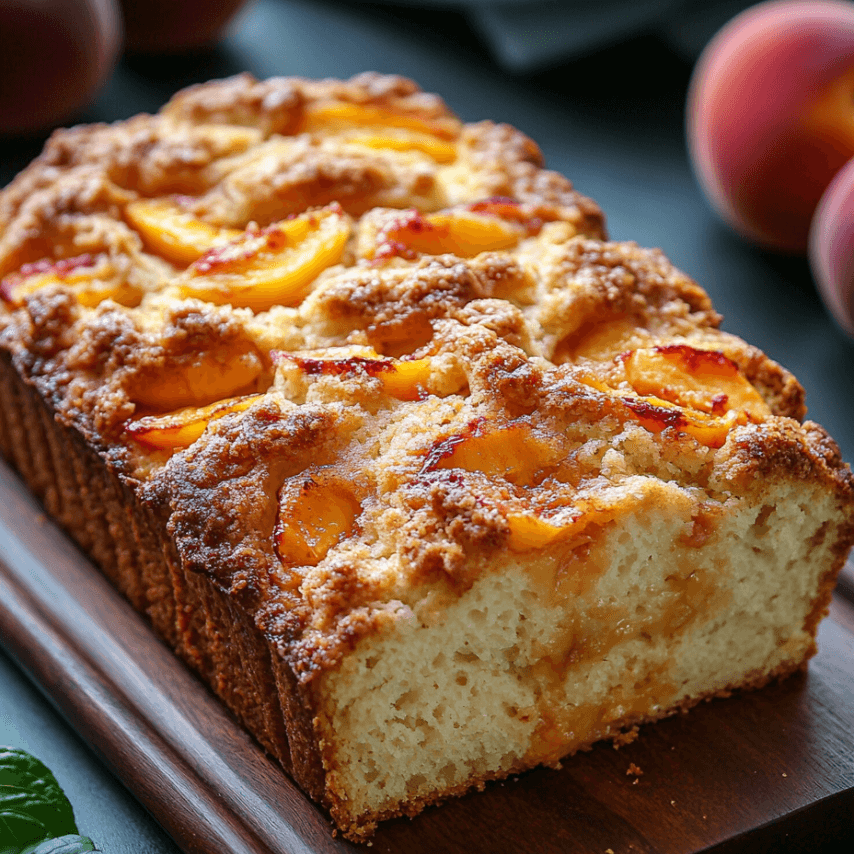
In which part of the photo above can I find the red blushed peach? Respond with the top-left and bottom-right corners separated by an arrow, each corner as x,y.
0,0 -> 121,135
687,0 -> 854,252
809,156 -> 854,335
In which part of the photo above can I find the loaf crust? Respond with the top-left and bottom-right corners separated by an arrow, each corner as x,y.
1,73 -> 852,840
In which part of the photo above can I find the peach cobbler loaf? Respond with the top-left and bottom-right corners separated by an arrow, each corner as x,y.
1,73 -> 853,839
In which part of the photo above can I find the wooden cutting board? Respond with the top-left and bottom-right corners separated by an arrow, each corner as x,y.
1,458 -> 852,854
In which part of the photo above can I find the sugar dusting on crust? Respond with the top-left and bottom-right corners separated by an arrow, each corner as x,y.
1,73 -> 852,841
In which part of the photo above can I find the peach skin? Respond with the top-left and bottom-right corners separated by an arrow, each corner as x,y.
687,0 -> 854,252
810,155 -> 854,335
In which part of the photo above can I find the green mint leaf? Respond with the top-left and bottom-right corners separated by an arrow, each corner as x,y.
20,835 -> 98,854
0,807 -> 50,851
0,748 -> 78,848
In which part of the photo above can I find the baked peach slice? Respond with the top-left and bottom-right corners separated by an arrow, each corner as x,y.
174,206 -> 350,311
574,345 -> 771,449
125,198 -> 242,266
423,418 -> 563,484
275,471 -> 362,566
617,395 -> 742,449
620,345 -> 770,420
421,418 -> 591,552
505,508 -> 624,555
554,314 -> 650,363
126,393 -> 263,451
131,341 -> 264,411
297,101 -> 460,140
376,356 -> 434,400
505,513 -> 578,552
0,254 -> 139,308
345,130 -> 458,163
274,349 -> 433,401
370,209 -> 524,260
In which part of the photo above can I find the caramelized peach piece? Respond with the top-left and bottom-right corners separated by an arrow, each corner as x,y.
298,101 -> 459,139
467,197 -> 535,221
373,209 -> 522,260
346,131 -> 457,162
426,420 -> 561,484
126,394 -> 263,451
275,350 -> 433,400
132,343 -> 263,411
621,394 -> 740,449
622,345 -> 770,420
574,369 -> 747,449
276,473 -> 361,566
425,211 -> 522,254
679,408 -> 741,448
555,315 -> 650,363
373,357 -> 432,400
507,513 -> 575,552
176,206 -> 350,311
0,254 -> 138,308
74,283 -> 142,308
125,198 -> 242,266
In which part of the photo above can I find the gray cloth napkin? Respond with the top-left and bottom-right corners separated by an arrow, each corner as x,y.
458,0 -> 758,70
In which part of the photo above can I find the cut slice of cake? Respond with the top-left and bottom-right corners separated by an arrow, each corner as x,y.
0,73 -> 852,840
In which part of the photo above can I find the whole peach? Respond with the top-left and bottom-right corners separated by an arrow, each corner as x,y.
809,155 -> 854,334
687,0 -> 854,252
0,0 -> 121,135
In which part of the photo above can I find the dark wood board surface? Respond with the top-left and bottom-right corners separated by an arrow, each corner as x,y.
1,456 -> 853,854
